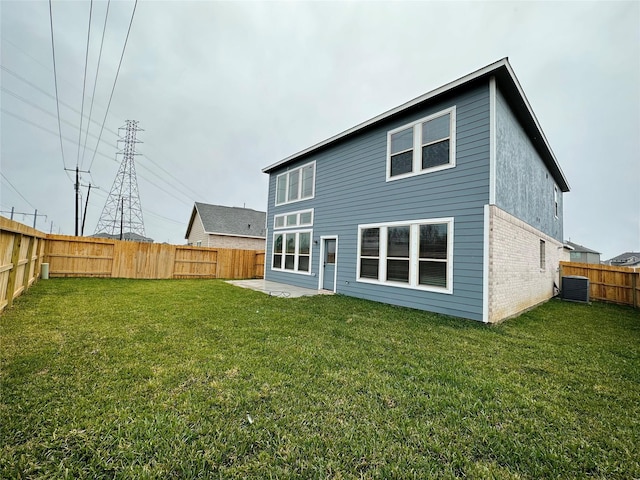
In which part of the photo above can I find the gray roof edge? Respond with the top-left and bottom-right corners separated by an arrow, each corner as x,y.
501,61 -> 570,192
194,201 -> 266,214
202,231 -> 265,239
565,241 -> 601,254
606,252 -> 640,263
262,58 -> 570,193
263,58 -> 509,173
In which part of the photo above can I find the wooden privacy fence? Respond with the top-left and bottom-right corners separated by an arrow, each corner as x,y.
1,216 -> 265,312
45,235 -> 265,280
0,217 -> 46,311
560,261 -> 639,308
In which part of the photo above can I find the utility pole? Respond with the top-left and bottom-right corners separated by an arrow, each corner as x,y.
75,166 -> 79,235
81,183 -> 92,236
120,197 -> 124,240
66,165 -> 89,236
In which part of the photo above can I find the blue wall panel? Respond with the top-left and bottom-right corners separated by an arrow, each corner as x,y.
265,83 -> 491,321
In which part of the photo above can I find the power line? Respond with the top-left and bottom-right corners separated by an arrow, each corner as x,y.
0,108 -> 116,172
81,0 -> 111,168
88,0 -> 138,172
90,188 -> 185,225
141,153 -> 209,202
48,0 -> 67,171
76,0 -> 94,169
0,65 -> 118,137
144,209 -> 185,225
0,36 -> 52,73
1,86 -> 119,151
134,160 -> 193,206
1,172 -> 37,210
1,101 -> 199,208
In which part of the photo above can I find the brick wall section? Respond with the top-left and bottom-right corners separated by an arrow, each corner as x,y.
206,235 -> 265,251
488,205 -> 564,323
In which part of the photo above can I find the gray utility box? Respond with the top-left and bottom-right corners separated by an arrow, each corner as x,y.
561,275 -> 590,303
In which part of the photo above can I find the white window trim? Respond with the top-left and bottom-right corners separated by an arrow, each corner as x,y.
271,229 -> 313,275
554,185 -> 559,219
386,107 -> 456,182
275,161 -> 316,206
356,217 -> 454,294
274,208 -> 314,230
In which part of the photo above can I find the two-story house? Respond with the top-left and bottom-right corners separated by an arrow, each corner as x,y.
262,58 -> 570,323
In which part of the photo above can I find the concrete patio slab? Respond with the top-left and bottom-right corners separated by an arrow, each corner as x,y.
226,279 -> 333,298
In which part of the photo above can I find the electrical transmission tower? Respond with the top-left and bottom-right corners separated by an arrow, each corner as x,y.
94,120 -> 146,239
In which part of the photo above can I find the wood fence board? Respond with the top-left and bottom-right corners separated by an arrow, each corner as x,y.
46,237 -> 115,277
173,247 -> 218,278
560,261 -> 639,308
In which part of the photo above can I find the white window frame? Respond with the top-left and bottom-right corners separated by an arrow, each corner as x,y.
274,209 -> 314,230
275,161 -> 316,206
271,229 -> 313,275
386,107 -> 456,182
554,185 -> 559,219
540,239 -> 546,271
356,218 -> 454,294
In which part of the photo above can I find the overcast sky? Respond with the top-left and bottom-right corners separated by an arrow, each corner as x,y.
1,1 -> 638,260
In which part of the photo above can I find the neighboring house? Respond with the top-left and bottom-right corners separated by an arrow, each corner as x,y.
605,252 -> 640,268
262,58 -> 570,323
185,203 -> 266,250
565,241 -> 601,264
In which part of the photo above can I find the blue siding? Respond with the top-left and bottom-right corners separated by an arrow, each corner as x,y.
495,87 -> 563,241
266,84 -> 490,321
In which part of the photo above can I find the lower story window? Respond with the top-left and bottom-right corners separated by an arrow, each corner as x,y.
357,218 -> 453,293
272,230 -> 311,273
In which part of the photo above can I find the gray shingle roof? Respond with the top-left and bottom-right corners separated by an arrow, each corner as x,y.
565,241 -> 600,254
186,203 -> 266,239
606,252 -> 640,266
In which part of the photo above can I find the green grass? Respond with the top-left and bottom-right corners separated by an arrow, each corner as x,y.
1,279 -> 638,479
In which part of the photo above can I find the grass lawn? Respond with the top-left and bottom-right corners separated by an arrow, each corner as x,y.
1,279 -> 638,479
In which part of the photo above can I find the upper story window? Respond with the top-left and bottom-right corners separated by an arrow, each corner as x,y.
554,185 -> 559,219
274,209 -> 314,229
275,161 -> 315,206
387,107 -> 456,181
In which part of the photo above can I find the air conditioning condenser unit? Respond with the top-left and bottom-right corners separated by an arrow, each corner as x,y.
561,275 -> 590,303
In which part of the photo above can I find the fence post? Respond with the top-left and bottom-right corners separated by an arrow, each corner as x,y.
22,236 -> 35,291
6,234 -> 23,308
632,271 -> 638,309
